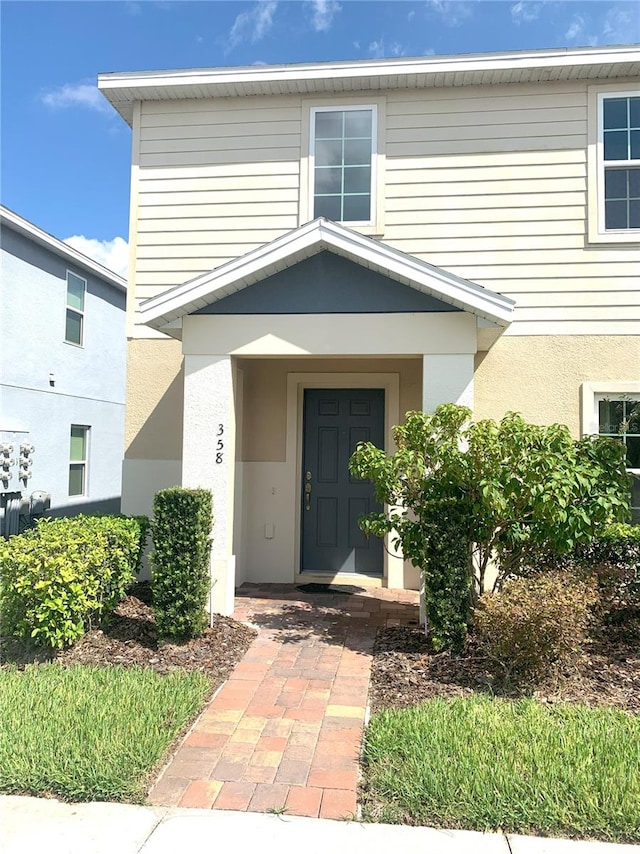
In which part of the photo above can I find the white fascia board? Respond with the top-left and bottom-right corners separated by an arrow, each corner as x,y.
0,205 -> 127,292
98,45 -> 639,95
139,219 -> 515,330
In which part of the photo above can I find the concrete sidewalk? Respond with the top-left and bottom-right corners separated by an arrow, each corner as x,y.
1,796 -> 638,854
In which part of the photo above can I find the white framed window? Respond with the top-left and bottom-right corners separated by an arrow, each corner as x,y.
310,106 -> 376,225
65,271 -> 86,345
69,425 -> 89,497
581,382 -> 640,524
300,98 -> 385,235
588,86 -> 640,244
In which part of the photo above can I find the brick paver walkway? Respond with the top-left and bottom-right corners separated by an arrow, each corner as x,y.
149,583 -> 419,819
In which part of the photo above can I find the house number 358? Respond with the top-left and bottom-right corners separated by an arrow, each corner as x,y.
216,423 -> 224,464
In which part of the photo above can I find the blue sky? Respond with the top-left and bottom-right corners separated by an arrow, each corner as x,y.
1,0 -> 638,276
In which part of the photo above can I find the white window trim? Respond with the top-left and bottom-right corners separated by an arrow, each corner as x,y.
299,96 -> 386,236
65,270 -> 86,347
69,425 -> 90,498
587,84 -> 640,245
581,381 -> 640,476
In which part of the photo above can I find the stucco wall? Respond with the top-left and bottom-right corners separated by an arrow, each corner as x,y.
474,335 -> 640,437
125,338 -> 184,459
1,225 -> 126,513
238,356 -> 422,462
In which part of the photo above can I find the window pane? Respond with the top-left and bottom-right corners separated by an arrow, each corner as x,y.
630,200 -> 640,229
630,97 -> 640,129
65,309 -> 83,345
599,400 -> 625,434
67,272 -> 85,311
627,436 -> 640,469
315,167 -> 342,195
343,166 -> 371,194
605,199 -> 627,229
603,98 -> 628,130
631,130 -> 640,161
315,138 -> 342,167
604,130 -> 628,161
631,475 -> 640,525
69,464 -> 85,496
343,194 -> 371,222
628,402 -> 640,433
70,426 -> 86,461
344,110 -> 371,139
314,195 -> 341,220
315,111 -> 342,139
604,168 -> 627,199
630,168 -> 640,198
344,138 -> 371,166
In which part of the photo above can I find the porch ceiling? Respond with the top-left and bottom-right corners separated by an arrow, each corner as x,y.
138,218 -> 515,337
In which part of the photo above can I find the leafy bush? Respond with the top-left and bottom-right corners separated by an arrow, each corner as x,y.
349,406 -> 630,609
0,515 -> 147,649
420,497 -> 471,652
150,487 -> 213,640
473,572 -> 599,681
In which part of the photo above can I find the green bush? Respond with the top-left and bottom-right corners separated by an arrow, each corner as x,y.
0,515 -> 147,649
421,497 -> 471,652
474,571 -> 598,681
150,487 -> 213,640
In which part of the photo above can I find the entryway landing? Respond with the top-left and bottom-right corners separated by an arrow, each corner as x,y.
149,583 -> 419,819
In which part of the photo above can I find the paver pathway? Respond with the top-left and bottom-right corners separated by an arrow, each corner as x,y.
149,583 -> 419,819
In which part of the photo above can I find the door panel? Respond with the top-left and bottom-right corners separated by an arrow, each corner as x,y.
301,388 -> 384,575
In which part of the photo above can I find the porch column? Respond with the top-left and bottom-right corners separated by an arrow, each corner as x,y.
419,354 -> 474,624
183,354 -> 237,617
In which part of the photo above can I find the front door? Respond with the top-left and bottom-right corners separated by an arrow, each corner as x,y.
301,388 -> 384,575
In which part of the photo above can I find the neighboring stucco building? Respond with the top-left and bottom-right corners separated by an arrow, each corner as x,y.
98,46 -> 640,614
0,206 -> 127,525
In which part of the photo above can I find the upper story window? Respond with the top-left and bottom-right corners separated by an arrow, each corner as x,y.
602,95 -> 640,230
310,106 -> 376,225
65,271 -> 86,346
588,87 -> 640,243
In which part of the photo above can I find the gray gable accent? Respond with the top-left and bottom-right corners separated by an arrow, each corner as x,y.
194,251 -> 461,315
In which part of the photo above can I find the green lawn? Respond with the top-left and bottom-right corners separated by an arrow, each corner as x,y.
0,664 -> 210,803
363,696 -> 640,842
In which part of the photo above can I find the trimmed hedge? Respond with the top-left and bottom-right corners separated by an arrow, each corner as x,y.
150,487 -> 213,640
421,497 -> 471,653
0,515 -> 149,649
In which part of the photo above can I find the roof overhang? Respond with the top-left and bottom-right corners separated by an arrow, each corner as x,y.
138,218 -> 515,341
98,45 -> 640,126
0,206 -> 127,292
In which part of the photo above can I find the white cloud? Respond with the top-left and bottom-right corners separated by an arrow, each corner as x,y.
368,38 -> 407,59
41,82 -> 111,114
425,0 -> 473,27
602,5 -> 637,43
564,13 -> 598,46
64,235 -> 129,279
227,1 -> 278,51
510,1 -> 542,25
309,0 -> 340,32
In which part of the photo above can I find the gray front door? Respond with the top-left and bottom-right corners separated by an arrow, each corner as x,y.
301,388 -> 384,575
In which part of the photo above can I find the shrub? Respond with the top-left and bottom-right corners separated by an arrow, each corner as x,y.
0,515 -> 146,649
150,487 -> 213,640
421,497 -> 471,652
473,572 -> 599,681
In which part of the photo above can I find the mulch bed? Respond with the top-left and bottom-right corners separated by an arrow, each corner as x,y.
369,618 -> 640,714
0,582 -> 257,683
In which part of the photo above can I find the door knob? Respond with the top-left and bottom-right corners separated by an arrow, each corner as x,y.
304,482 -> 312,511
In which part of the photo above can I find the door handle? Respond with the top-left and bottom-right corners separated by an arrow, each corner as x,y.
304,481 -> 312,511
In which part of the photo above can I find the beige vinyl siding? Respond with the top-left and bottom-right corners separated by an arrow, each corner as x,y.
132,82 -> 639,332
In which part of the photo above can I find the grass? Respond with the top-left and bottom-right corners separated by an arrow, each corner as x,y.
0,664 -> 210,803
363,695 -> 640,842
